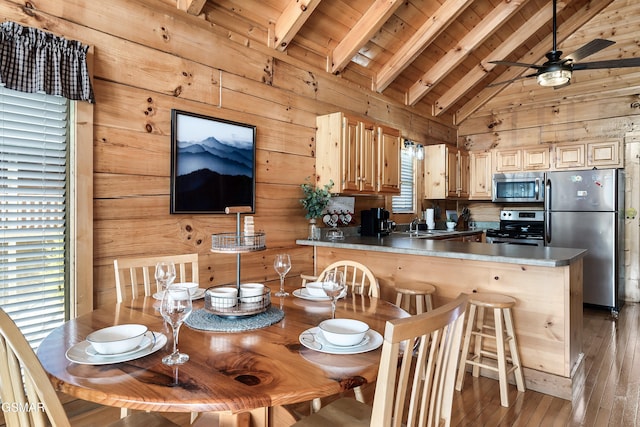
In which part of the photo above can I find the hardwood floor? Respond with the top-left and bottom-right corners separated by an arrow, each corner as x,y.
449,303 -> 639,426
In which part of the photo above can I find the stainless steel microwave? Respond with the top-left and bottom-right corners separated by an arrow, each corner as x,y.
492,172 -> 545,203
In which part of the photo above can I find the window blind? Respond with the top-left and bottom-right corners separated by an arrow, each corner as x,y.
392,148 -> 415,213
0,86 -> 68,349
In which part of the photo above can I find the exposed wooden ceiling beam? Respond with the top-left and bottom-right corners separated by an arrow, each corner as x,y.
433,1 -> 566,116
375,0 -> 474,92
406,0 -> 529,106
330,0 -> 404,74
177,0 -> 207,16
273,0 -> 322,51
455,0 -> 615,124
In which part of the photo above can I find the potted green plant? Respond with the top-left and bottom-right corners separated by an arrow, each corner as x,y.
300,178 -> 334,239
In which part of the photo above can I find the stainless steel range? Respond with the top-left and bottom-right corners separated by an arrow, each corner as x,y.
485,210 -> 544,246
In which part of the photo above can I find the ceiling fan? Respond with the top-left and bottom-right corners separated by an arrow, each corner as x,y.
488,0 -> 640,88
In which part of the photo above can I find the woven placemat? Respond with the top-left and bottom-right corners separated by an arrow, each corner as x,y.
185,306 -> 284,332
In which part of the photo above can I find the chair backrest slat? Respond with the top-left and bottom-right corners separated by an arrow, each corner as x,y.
316,260 -> 380,298
113,253 -> 199,303
371,294 -> 468,427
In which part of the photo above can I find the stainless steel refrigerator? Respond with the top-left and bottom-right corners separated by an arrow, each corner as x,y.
544,169 -> 625,314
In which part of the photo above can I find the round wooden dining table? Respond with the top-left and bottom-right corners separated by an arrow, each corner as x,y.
37,282 -> 408,421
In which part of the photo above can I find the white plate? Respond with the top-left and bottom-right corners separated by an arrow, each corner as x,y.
66,331 -> 167,365
299,327 -> 383,354
153,288 -> 205,301
293,288 -> 347,301
293,288 -> 330,301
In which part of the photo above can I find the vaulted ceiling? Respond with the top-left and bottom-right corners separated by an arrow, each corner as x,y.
173,0 -> 639,125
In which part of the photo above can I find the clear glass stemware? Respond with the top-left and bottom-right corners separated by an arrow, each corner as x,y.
160,287 -> 192,365
322,270 -> 345,319
155,261 -> 176,294
273,254 -> 292,297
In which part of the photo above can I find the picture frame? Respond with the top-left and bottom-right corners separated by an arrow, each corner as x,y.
170,109 -> 256,214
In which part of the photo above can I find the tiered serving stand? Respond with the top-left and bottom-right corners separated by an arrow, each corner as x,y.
206,206 -> 270,317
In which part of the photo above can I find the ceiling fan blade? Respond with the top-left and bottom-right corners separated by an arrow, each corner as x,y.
573,57 -> 640,70
487,72 -> 538,87
564,39 -> 615,62
489,60 -> 542,70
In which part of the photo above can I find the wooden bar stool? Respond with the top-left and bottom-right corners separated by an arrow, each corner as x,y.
455,292 -> 525,407
395,284 -> 436,314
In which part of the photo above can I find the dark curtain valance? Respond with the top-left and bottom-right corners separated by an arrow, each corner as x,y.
0,21 -> 94,103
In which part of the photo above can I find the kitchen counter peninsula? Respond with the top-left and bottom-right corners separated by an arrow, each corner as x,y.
296,235 -> 587,400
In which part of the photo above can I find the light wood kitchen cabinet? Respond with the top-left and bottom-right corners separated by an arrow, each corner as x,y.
316,112 -> 400,195
494,149 -> 522,172
469,151 -> 493,200
377,124 -> 401,194
523,146 -> 550,170
424,144 -> 468,199
554,144 -> 585,169
495,146 -> 550,172
587,140 -> 621,167
555,140 -> 622,169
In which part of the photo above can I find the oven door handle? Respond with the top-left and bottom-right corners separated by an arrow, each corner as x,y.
544,178 -> 551,244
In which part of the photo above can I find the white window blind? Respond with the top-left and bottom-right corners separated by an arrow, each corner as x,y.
0,86 -> 69,349
392,148 -> 415,213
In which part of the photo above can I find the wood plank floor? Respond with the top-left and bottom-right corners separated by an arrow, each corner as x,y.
449,303 -> 640,426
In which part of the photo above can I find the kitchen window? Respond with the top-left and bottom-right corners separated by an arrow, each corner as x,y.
392,147 -> 415,213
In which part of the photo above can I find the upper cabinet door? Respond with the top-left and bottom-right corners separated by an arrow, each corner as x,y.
377,125 -> 401,194
358,121 -> 377,193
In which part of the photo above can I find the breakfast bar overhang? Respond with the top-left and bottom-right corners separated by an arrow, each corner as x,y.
297,236 -> 587,400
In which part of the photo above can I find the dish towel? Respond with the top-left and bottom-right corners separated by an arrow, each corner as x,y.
185,306 -> 284,332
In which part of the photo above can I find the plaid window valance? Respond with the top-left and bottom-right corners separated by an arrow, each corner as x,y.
0,21 -> 94,103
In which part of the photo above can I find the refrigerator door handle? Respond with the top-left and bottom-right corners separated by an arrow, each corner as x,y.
544,178 -> 551,244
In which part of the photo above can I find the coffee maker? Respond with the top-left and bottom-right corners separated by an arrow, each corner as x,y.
361,208 -> 391,236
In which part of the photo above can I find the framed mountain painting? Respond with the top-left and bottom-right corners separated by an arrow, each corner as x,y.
170,109 -> 256,213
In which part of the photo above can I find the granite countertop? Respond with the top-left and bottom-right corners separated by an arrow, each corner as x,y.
296,234 -> 587,267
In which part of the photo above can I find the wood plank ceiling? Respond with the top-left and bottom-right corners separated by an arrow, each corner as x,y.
173,0 -> 638,125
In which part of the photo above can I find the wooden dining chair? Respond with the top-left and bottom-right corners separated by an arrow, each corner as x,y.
0,307 -> 180,427
301,260 -> 380,298
113,253 -> 199,303
301,260 -> 380,409
291,293 -> 468,427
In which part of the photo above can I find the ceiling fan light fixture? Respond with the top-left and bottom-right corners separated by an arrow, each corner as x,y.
537,69 -> 572,87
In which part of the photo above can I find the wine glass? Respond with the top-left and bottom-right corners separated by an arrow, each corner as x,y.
160,286 -> 192,365
273,254 -> 292,297
322,270 -> 345,319
155,261 -> 176,294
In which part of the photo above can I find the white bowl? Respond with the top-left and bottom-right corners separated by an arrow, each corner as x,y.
86,324 -> 148,355
446,221 -> 457,230
305,281 -> 327,297
318,319 -> 369,346
174,282 -> 199,296
207,287 -> 238,308
240,283 -> 264,303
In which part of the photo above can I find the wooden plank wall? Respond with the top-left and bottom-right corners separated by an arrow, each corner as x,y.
0,0 -> 456,308
457,0 -> 640,301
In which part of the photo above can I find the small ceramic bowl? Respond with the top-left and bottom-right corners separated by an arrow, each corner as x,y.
240,283 -> 265,303
86,324 -> 148,355
174,282 -> 199,296
305,281 -> 327,297
446,221 -> 457,230
207,287 -> 238,308
319,318 -> 369,346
